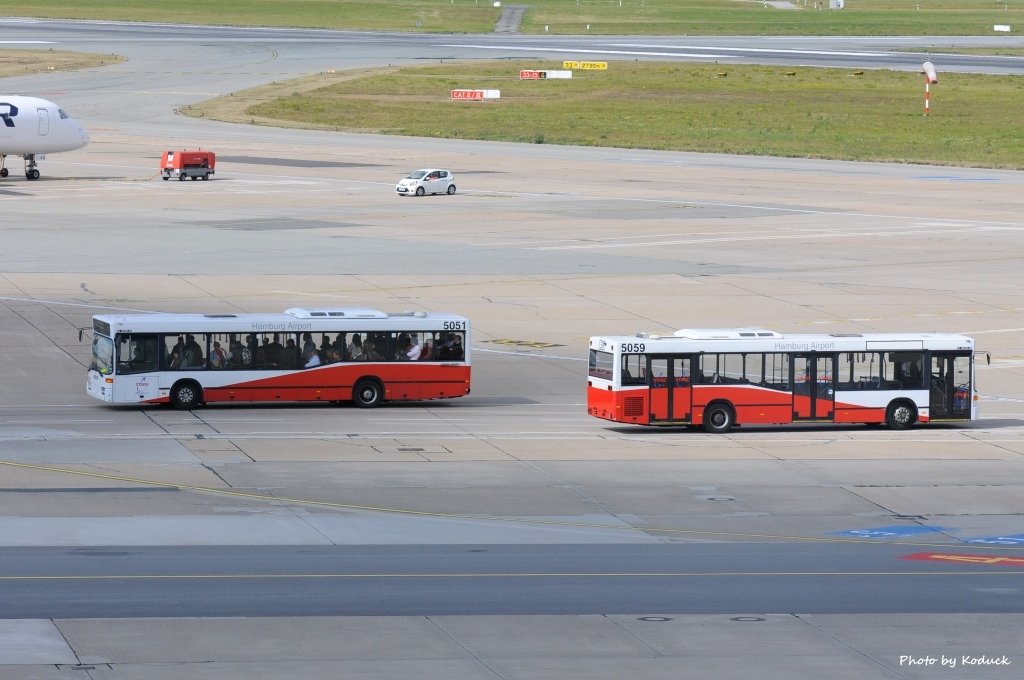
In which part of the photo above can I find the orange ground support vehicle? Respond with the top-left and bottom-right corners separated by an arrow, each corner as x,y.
160,149 -> 215,181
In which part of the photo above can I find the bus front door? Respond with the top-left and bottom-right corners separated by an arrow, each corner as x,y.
929,352 -> 972,420
648,355 -> 692,424
792,354 -> 834,421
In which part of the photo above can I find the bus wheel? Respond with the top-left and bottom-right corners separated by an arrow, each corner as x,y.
353,379 -> 383,408
703,403 -> 734,434
886,401 -> 917,430
171,381 -> 202,410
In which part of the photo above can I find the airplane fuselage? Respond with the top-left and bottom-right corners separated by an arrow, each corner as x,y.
0,95 -> 89,179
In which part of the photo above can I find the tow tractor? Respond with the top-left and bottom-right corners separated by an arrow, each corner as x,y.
161,149 -> 215,181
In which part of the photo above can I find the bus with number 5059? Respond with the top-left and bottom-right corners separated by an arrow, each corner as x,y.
588,328 -> 980,432
86,307 -> 470,409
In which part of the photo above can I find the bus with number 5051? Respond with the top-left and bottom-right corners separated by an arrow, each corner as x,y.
86,307 -> 470,409
588,328 -> 981,432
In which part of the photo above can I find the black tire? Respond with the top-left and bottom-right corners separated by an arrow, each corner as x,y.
0,168 -> 9,177
202,173 -> 210,181
886,401 -> 917,430
353,379 -> 383,408
27,169 -> 40,180
162,175 -> 169,181
415,186 -> 425,196
170,381 -> 202,410
178,174 -> 187,181
446,184 -> 456,195
703,403 -> 734,434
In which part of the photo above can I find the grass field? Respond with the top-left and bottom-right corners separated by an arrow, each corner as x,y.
0,49 -> 123,78
4,0 -> 1024,35
185,60 -> 1024,169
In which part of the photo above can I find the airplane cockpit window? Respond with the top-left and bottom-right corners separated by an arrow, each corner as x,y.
58,109 -> 69,119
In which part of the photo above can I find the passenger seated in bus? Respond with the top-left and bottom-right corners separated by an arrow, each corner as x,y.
303,345 -> 321,368
301,332 -> 316,358
420,340 -> 433,360
183,334 -> 203,368
396,333 -> 411,360
283,338 -> 298,368
227,338 -> 247,368
396,334 -> 420,361
329,334 -> 344,357
362,339 -> 384,361
168,336 -> 186,369
438,333 -> 464,360
347,334 -> 364,360
210,341 -> 227,369
319,335 -> 333,361
256,337 -> 271,368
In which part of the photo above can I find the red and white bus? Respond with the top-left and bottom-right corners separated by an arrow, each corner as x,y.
87,308 -> 470,409
588,328 -> 979,432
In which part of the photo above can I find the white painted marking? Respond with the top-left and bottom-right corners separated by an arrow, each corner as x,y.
0,297 -> 160,314
437,44 -> 737,59
472,347 -> 586,362
270,291 -> 349,298
608,42 -> 893,58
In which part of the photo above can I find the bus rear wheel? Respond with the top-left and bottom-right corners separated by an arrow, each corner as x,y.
886,401 -> 917,430
703,402 -> 734,434
171,381 -> 202,410
353,379 -> 383,408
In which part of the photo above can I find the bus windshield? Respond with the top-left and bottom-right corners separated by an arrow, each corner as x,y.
91,334 -> 114,375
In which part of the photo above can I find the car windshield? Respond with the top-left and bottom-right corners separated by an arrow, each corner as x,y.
407,171 -> 428,179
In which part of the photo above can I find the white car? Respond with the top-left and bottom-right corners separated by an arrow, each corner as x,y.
396,169 -> 456,196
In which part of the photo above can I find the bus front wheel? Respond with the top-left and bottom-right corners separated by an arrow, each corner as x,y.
353,379 -> 383,408
703,403 -> 734,434
886,401 -> 917,430
171,381 -> 202,410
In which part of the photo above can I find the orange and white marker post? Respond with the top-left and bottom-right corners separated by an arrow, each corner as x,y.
922,61 -> 938,116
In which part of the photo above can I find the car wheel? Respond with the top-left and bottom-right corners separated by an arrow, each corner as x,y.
447,184 -> 456,195
415,186 -> 425,196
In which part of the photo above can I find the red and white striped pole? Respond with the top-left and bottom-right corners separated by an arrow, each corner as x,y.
922,61 -> 937,117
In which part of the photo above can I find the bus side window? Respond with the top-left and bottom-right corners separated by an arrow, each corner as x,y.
620,354 -> 646,386
118,334 -> 159,375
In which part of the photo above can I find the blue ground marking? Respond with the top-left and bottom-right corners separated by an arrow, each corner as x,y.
828,525 -> 946,538
964,533 -> 1024,545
